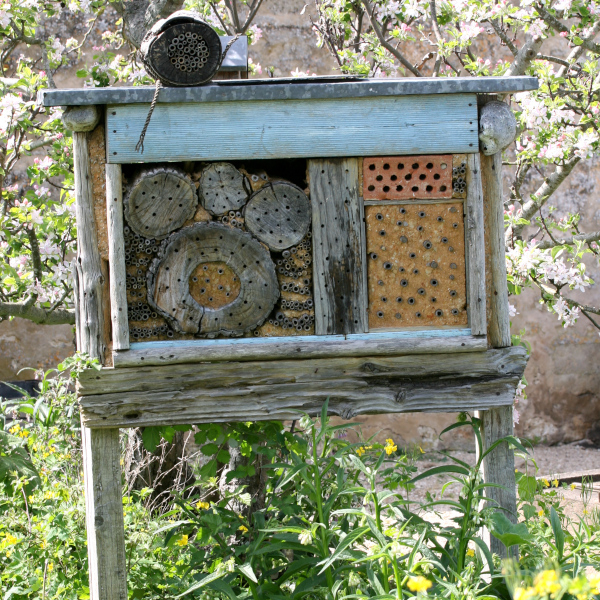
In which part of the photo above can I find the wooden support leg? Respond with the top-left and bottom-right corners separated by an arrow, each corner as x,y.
82,426 -> 128,600
478,145 -> 518,557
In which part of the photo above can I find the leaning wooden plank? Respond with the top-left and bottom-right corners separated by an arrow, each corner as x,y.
73,131 -> 109,360
464,154 -> 487,336
106,164 -> 129,351
106,94 -> 478,163
310,158 -> 368,335
113,329 -> 485,367
82,425 -> 128,600
79,347 -> 527,428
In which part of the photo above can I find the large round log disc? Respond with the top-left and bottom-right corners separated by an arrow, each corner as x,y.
244,182 -> 311,251
148,223 -> 279,336
124,167 -> 197,239
142,13 -> 222,87
199,162 -> 250,215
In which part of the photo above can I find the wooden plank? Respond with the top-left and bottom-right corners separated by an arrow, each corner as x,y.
82,425 -> 128,600
106,94 -> 478,163
310,158 -> 368,335
465,154 -> 487,336
113,329 -> 485,367
79,346 -> 527,428
73,132 -> 109,362
106,164 -> 129,351
38,76 -> 539,107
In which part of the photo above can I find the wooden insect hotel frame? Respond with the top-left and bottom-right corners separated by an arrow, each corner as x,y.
39,71 -> 537,598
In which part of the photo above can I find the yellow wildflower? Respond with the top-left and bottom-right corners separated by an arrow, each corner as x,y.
552,478 -> 559,488
513,586 -> 536,600
356,446 -> 366,457
538,509 -> 544,517
238,525 -> 249,534
5,534 -> 17,545
176,535 -> 188,547
419,446 -> 425,454
44,491 -> 54,500
533,570 -> 561,596
28,496 -> 34,503
9,424 -> 20,434
47,562 -> 54,572
197,501 -> 210,510
384,438 -> 397,455
570,483 -> 576,490
466,548 -> 475,557
542,478 -> 550,488
18,430 -> 29,438
407,576 -> 432,593
583,508 -> 589,515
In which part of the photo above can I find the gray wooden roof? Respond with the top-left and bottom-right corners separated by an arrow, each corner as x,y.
38,75 -> 537,107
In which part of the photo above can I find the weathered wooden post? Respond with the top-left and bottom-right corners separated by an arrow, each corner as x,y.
43,71 -> 536,597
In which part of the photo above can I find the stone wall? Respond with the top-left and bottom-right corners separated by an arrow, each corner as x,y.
2,0 -> 599,450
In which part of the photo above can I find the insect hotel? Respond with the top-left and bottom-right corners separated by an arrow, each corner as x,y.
39,13 -> 537,597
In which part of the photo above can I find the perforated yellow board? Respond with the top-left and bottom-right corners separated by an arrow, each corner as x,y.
365,202 -> 468,330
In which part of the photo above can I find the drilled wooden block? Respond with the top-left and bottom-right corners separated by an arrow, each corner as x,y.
365,202 -> 468,329
363,155 -> 452,200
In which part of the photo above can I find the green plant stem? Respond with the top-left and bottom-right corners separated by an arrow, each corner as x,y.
312,427 -> 334,592
391,557 -> 403,599
373,490 -> 390,594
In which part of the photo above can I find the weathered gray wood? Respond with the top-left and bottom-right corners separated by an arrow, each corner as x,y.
74,133 -> 127,600
148,222 -> 279,335
310,158 -> 368,335
199,162 -> 249,216
244,182 -> 311,251
73,132 -> 108,361
79,346 -> 527,428
124,167 -> 197,239
39,76 -> 539,107
113,329 -> 486,367
482,151 -> 511,347
81,425 -> 128,600
106,164 -> 129,351
105,95 -> 479,163
477,133 -> 519,558
465,154 -> 487,336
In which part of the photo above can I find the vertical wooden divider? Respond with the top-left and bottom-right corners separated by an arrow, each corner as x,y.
476,144 -> 518,558
74,129 -> 128,599
309,158 -> 368,335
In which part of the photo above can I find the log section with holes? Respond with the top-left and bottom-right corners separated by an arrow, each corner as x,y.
78,345 -> 527,428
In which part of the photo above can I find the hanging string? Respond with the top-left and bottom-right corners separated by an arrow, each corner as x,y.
135,32 -> 243,154
135,79 -> 162,154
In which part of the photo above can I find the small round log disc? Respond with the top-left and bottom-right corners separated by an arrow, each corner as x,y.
199,162 -> 250,215
147,21 -> 222,87
244,182 -> 311,251
124,167 -> 197,239
148,223 -> 279,336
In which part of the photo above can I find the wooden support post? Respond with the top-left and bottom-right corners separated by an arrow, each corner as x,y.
476,145 -> 518,558
106,163 -> 129,351
73,124 -> 128,600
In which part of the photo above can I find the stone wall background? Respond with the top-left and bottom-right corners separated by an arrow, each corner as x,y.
2,0 -> 599,450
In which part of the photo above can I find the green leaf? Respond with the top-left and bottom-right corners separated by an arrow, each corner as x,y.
217,449 -> 231,464
141,427 -> 161,453
201,443 -> 219,456
175,571 -> 226,597
317,526 -> 369,574
410,465 -> 469,484
237,562 -> 258,583
550,506 -> 565,561
490,512 -> 533,548
518,475 -> 537,502
0,431 -> 40,495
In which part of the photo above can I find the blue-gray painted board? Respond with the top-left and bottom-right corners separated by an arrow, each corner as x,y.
38,76 -> 538,107
106,94 -> 478,163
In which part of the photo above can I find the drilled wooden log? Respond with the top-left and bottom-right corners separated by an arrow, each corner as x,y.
244,181 -> 311,251
140,11 -> 222,87
124,167 -> 197,239
147,222 -> 279,336
199,162 -> 250,216
78,346 -> 528,428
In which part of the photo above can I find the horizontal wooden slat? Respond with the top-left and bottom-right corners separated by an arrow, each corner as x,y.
106,94 -> 478,163
112,329 -> 485,367
79,346 -> 527,428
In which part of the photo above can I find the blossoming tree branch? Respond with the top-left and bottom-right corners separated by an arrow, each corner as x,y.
1,0 -> 599,338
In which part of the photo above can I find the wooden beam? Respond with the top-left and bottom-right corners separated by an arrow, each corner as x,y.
465,153 -> 487,336
73,124 -> 128,600
309,158 -> 368,335
79,346 -> 527,428
106,163 -> 129,351
477,124 -> 519,558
